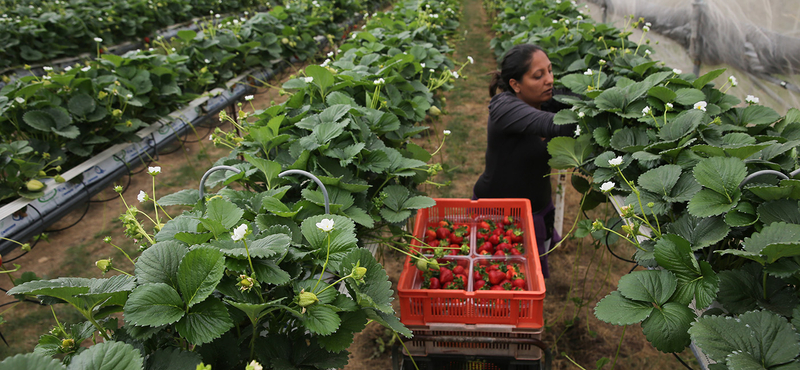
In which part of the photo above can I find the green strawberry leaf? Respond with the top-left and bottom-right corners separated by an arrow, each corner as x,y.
618,270 -> 677,306
300,305 -> 341,336
340,248 -> 395,313
135,241 -> 188,288
594,290 -> 654,325
638,164 -> 681,197
204,197 -> 244,230
693,156 -> 747,198
690,310 -> 800,367
0,353 -> 65,370
178,246 -> 226,308
124,283 -> 185,327
66,341 -> 143,370
641,302 -> 694,353
175,297 -> 234,345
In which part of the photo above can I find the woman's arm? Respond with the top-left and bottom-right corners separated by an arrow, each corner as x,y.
490,93 -> 576,138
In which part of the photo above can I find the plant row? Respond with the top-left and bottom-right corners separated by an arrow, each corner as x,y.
0,0 -> 378,204
1,0 -> 468,368
487,0 -> 800,368
0,0 -> 264,69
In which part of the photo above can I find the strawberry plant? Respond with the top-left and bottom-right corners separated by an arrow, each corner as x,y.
1,0 -> 468,367
489,0 -> 800,366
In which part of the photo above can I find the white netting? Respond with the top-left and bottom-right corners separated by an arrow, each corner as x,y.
584,0 -> 800,114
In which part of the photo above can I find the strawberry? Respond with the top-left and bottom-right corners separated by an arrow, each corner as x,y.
436,227 -> 451,240
439,267 -> 454,284
456,259 -> 469,268
453,265 -> 465,275
512,278 -> 525,289
425,228 -> 437,241
479,221 -> 491,230
487,270 -> 505,285
477,242 -> 493,254
427,277 -> 441,289
449,233 -> 463,244
488,234 -> 500,245
509,247 -> 522,256
493,249 -> 506,256
502,216 -> 514,226
473,271 -> 482,281
474,279 -> 487,290
490,284 -> 505,290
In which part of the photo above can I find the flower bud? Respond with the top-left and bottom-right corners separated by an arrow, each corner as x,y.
96,259 -> 112,273
20,243 -> 31,252
55,175 -> 65,183
352,267 -> 367,280
98,91 -> 107,99
429,106 -> 441,116
26,179 -> 44,192
61,338 -> 75,351
298,291 -> 319,308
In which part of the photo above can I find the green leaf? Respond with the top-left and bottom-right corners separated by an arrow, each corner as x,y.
618,270 -> 677,306
178,246 -> 226,308
66,341 -> 143,370
135,241 -> 187,288
204,197 -> 243,230
659,109 -> 705,142
245,233 -> 291,258
666,214 -> 730,250
365,309 -> 412,338
594,291 -> 654,325
305,65 -> 334,92
674,88 -> 706,105
742,222 -> 800,254
758,200 -> 800,225
177,30 -> 197,41
687,189 -> 740,217
158,189 -> 201,207
641,302 -> 694,353
226,298 -> 285,324
638,165 -> 681,197
340,248 -> 394,313
146,348 -> 202,370
547,136 -> 592,169
726,201 -> 759,227
695,160 -> 747,195
741,105 -> 781,126
67,93 -> 96,116
692,68 -> 726,89
301,214 -> 357,255
610,126 -> 650,152
317,310 -> 368,352
648,86 -> 677,103
124,283 -> 185,327
22,110 -> 56,131
176,297 -> 234,346
262,197 -> 300,217
690,310 -> 800,367
653,234 -> 719,308
299,305 -> 341,336
0,353 -> 65,370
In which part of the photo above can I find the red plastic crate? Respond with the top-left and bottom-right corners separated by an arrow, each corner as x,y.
398,198 -> 546,329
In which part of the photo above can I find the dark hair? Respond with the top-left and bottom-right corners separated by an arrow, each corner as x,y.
489,44 -> 545,97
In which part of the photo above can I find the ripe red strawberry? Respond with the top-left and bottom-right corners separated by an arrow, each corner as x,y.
425,228 -> 437,241
474,280 -> 487,290
493,249 -> 506,256
439,267 -> 454,284
453,265 -> 465,275
487,270 -> 505,285
436,227 -> 451,240
509,247 -> 522,256
512,278 -> 525,289
428,277 -> 440,289
488,234 -> 500,245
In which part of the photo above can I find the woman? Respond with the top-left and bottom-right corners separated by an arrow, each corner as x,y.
473,44 -> 576,278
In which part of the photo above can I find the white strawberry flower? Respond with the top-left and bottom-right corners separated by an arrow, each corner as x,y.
232,224 -> 248,241
608,156 -> 623,166
745,95 -> 759,104
15,97 -> 24,104
600,182 -> 615,192
420,63 -> 426,68
94,37 -> 103,43
577,111 -> 585,118
451,71 -> 459,79
645,49 -> 651,55
42,66 -> 52,71
467,56 -> 474,64
729,75 -> 738,86
666,102 -> 673,110
303,77 -> 313,83
443,130 -> 451,136
148,166 -> 161,175
81,66 -> 91,72
642,106 -> 651,116
694,101 -> 707,111
574,126 -> 581,136
316,219 -> 335,232
245,95 -> 254,101
584,69 -> 593,76
672,68 -> 682,74
137,190 -> 147,203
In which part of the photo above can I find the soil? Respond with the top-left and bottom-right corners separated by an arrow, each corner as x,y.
0,2 -> 702,370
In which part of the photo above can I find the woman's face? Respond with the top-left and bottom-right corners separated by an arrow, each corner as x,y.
509,50 -> 553,109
